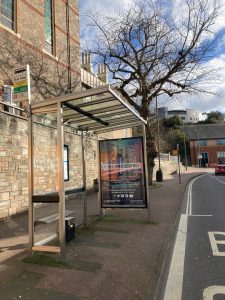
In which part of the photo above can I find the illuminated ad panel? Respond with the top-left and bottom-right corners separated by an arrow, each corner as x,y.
99,137 -> 147,208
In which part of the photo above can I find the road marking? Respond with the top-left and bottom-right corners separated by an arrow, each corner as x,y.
186,175 -> 205,216
163,214 -> 188,300
164,175 -> 207,300
208,232 -> 225,256
190,215 -> 212,217
207,173 -> 225,185
186,183 -> 191,215
203,286 -> 225,299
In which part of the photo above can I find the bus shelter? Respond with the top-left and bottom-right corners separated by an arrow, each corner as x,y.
28,85 -> 148,254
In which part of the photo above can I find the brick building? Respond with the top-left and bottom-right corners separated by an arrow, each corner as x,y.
0,0 -> 80,105
185,124 -> 225,167
0,1 -> 92,220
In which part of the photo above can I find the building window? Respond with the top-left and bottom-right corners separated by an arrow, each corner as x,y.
198,140 -> 207,146
217,152 -> 225,164
0,0 -> 15,30
217,139 -> 225,145
44,0 -> 54,54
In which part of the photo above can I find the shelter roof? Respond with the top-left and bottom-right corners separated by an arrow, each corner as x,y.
31,85 -> 146,133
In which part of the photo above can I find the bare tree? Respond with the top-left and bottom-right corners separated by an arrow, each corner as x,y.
87,0 -> 221,184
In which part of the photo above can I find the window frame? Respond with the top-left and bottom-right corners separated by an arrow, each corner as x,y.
216,139 -> 225,145
0,0 -> 16,31
44,0 -> 55,56
198,139 -> 207,146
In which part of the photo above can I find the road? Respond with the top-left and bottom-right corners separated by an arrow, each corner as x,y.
163,173 -> 225,300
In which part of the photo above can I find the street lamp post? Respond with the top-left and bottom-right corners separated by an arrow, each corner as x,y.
156,96 -> 163,182
197,131 -> 201,167
182,123 -> 188,170
194,129 -> 201,167
177,143 -> 181,184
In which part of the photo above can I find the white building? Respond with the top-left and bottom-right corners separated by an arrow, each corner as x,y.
158,107 -> 199,123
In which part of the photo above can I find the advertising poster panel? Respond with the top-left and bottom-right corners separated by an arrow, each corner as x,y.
100,137 -> 147,208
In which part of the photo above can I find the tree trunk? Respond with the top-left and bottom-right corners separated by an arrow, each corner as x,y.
145,124 -> 157,186
147,154 -> 155,185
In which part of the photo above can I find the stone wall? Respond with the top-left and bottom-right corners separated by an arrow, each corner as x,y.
153,158 -> 185,181
0,111 -> 98,219
0,113 -> 28,218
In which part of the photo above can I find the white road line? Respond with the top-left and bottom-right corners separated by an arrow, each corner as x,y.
208,232 -> 225,256
186,175 -> 204,216
207,173 -> 225,185
190,215 -> 213,217
189,180 -> 193,215
203,286 -> 225,299
186,183 -> 191,215
163,175 -> 206,300
163,214 -> 188,300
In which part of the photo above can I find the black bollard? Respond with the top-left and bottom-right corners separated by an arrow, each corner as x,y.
156,169 -> 163,182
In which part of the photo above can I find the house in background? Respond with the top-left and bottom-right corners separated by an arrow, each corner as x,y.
157,107 -> 199,123
185,124 -> 225,167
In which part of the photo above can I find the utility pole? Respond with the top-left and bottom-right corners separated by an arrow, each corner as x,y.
198,130 -> 201,167
177,144 -> 181,184
156,96 -> 163,182
183,123 -> 188,170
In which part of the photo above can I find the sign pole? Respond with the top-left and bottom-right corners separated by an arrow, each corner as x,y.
177,144 -> 181,184
28,104 -> 34,253
26,65 -> 33,253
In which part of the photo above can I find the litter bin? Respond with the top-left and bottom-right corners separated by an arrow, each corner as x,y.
93,178 -> 99,192
156,169 -> 163,182
65,216 -> 75,242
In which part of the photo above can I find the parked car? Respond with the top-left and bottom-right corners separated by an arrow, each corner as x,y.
215,165 -> 225,175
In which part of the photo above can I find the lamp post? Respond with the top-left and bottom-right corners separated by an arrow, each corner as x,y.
193,129 -> 201,167
177,143 -> 181,184
156,96 -> 163,182
197,131 -> 201,167
182,122 -> 188,170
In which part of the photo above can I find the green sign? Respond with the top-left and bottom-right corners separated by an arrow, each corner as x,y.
14,86 -> 28,94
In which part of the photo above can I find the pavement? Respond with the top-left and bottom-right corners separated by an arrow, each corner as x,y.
0,167 -> 214,300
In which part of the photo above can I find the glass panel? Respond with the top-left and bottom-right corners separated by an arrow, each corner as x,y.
1,0 -> 14,30
217,139 -> 225,145
198,140 -> 207,146
44,0 -> 53,54
217,152 -> 225,158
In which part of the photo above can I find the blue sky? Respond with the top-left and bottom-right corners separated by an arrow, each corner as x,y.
79,0 -> 225,117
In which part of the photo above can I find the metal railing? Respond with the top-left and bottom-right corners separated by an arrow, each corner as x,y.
0,101 -> 25,116
156,152 -> 178,163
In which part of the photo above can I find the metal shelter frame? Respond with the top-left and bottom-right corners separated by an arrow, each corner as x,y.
28,84 -> 149,254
